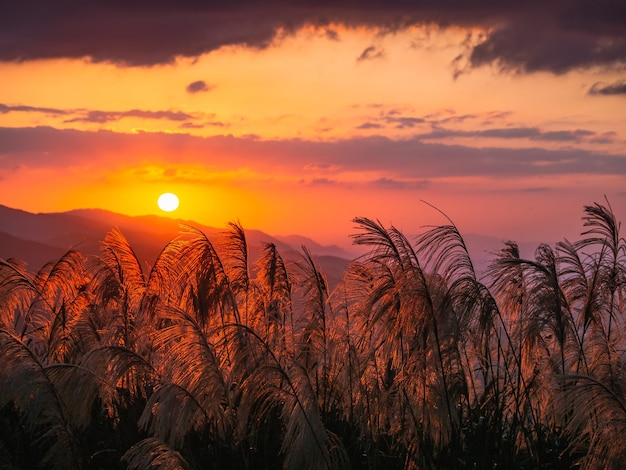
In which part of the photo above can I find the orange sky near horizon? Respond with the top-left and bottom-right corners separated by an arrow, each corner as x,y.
1,10 -> 625,248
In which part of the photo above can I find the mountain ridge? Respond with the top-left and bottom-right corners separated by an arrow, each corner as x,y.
0,204 -> 547,281
0,205 -> 352,288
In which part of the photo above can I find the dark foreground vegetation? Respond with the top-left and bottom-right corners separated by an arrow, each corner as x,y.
1,200 -> 625,469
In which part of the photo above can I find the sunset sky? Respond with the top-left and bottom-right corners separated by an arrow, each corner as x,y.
1,1 -> 625,247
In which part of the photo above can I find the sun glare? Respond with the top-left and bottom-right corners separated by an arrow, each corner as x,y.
157,192 -> 179,212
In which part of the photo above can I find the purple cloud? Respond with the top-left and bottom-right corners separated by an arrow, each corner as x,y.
0,1 -> 623,74
356,122 -> 383,129
64,109 -> 194,124
588,79 -> 626,96
0,103 -> 67,115
357,46 -> 385,62
186,80 -> 213,94
372,177 -> 430,190
469,25 -> 622,74
1,126 -> 624,181
418,126 -> 606,143
385,116 -> 426,129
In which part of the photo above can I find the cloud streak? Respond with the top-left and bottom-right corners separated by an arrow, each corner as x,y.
0,102 -> 198,125
64,109 -> 194,124
354,108 -> 615,145
417,126 -> 603,143
588,79 -> 626,96
0,103 -> 68,115
0,1 -> 624,74
1,126 -> 624,182
186,80 -> 213,94
356,46 -> 385,62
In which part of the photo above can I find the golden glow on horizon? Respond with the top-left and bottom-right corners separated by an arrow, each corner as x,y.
157,193 -> 180,212
1,26 -> 621,145
0,24 -> 624,246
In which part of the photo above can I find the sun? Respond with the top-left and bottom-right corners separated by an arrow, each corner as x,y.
157,192 -> 179,212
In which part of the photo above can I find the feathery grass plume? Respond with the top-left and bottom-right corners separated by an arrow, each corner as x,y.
559,374 -> 626,469
417,202 -> 477,281
281,361 -> 334,470
490,243 -> 574,375
416,207 -> 498,342
0,258 -> 39,337
224,323 -> 337,470
29,250 -> 90,363
325,430 -> 351,469
293,246 -> 332,407
339,256 -> 390,446
549,200 -> 626,468
484,241 -> 526,387
324,279 -> 362,420
251,242 -> 293,349
577,200 -> 626,389
0,199 -> 625,468
223,321 -> 285,463
95,228 -> 146,306
0,329 -> 81,468
579,199 -> 624,261
169,225 -> 239,330
350,217 -> 464,465
555,239 -> 602,375
123,437 -> 189,470
217,221 -> 250,300
495,240 -> 575,454
139,234 -> 189,322
44,363 -> 104,432
141,305 -> 233,449
416,207 -> 502,417
47,345 -> 156,431
88,228 -> 147,349
485,241 -> 567,461
292,246 -> 354,467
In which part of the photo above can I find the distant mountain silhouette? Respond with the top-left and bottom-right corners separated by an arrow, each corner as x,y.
0,230 -> 65,269
0,205 -> 351,288
0,204 -> 546,285
272,234 -> 358,259
462,232 -> 544,278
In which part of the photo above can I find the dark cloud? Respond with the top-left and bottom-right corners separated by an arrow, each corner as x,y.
1,126 -> 624,181
0,103 -> 67,115
179,122 -> 205,129
0,102 -> 196,124
303,162 -> 338,171
438,114 -> 479,124
480,111 -> 514,125
0,126 -> 113,166
590,132 -> 618,144
356,122 -> 383,129
588,79 -> 626,96
467,1 -> 626,74
469,23 -> 626,74
356,46 -> 385,62
304,177 -> 339,186
355,109 -> 607,144
325,29 -> 340,41
419,126 -> 603,143
535,129 -> 595,142
385,116 -> 426,129
179,120 -> 227,129
186,80 -> 213,94
372,177 -> 430,190
64,109 -> 194,124
518,187 -> 551,193
1,1 -> 623,73
476,128 -> 542,139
